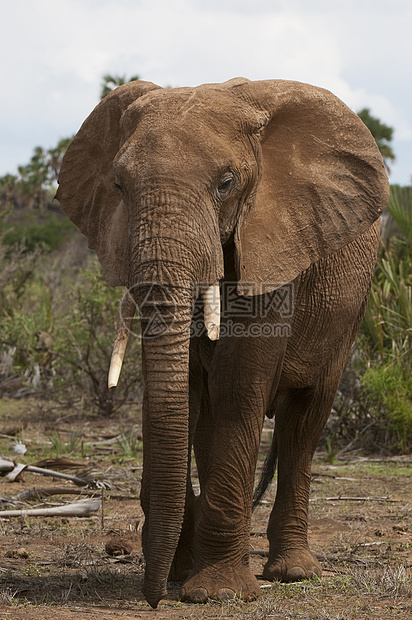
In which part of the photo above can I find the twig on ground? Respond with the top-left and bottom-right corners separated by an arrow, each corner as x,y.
339,457 -> 412,464
309,496 -> 399,502
311,472 -> 357,481
101,486 -> 105,530
250,549 -> 368,565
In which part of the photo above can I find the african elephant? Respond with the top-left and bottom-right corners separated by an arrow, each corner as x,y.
56,78 -> 389,608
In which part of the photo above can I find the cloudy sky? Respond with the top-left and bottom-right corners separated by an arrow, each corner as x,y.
1,0 -> 411,185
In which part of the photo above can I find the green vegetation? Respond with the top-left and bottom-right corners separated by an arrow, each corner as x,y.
3,212 -> 77,252
117,429 -> 143,458
327,186 -> 412,453
0,138 -> 72,213
359,186 -> 412,450
0,205 -> 142,415
358,108 -> 396,171
47,430 -> 83,456
100,73 -> 140,100
53,263 -> 142,415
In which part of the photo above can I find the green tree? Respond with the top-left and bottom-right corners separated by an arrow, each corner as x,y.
47,137 -> 72,183
100,73 -> 140,100
0,174 -> 17,210
357,108 -> 395,172
0,139 -> 72,213
18,146 -> 49,211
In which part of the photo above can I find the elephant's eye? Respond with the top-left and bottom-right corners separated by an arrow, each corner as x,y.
217,171 -> 236,197
114,180 -> 124,193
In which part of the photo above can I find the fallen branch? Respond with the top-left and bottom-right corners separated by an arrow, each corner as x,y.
0,496 -> 19,507
340,457 -> 412,464
31,457 -> 88,471
5,463 -> 90,486
0,458 -> 14,473
0,434 -> 32,442
250,549 -> 269,556
0,498 -> 101,518
309,496 -> 398,503
250,550 -> 367,565
12,486 -> 96,502
311,472 -> 357,481
315,553 -> 368,565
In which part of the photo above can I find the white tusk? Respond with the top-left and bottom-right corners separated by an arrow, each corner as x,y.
203,282 -> 221,341
108,289 -> 136,388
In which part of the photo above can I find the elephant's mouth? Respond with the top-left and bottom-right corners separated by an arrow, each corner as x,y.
108,281 -> 221,388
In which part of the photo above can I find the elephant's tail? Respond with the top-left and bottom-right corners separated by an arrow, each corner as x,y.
252,429 -> 278,511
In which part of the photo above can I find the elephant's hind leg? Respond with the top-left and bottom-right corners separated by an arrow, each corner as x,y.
263,369 -> 343,582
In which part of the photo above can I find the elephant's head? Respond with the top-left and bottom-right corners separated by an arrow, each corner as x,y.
56,78 -> 389,606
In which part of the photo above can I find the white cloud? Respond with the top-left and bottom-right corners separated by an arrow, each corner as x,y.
0,0 -> 411,184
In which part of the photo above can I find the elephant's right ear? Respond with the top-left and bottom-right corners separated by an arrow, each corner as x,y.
228,80 -> 390,295
56,80 -> 161,286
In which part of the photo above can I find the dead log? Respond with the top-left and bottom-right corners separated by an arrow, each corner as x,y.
0,458 -> 14,473
0,498 -> 101,518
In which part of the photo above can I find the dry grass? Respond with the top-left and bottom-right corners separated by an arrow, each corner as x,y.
0,401 -> 411,619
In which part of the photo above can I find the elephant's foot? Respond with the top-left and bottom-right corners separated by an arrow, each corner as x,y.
181,565 -> 261,603
263,548 -> 322,582
168,545 -> 194,583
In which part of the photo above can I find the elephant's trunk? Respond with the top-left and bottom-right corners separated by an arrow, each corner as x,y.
137,283 -> 193,608
124,197 -> 223,608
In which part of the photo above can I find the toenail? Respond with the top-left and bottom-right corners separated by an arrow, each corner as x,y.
286,566 -> 306,580
217,588 -> 236,601
189,587 -> 208,603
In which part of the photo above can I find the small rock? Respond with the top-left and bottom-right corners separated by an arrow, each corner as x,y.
105,537 -> 133,556
13,442 -> 27,455
5,547 -> 29,559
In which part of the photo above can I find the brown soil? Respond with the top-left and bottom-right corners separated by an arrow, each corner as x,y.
0,399 -> 411,619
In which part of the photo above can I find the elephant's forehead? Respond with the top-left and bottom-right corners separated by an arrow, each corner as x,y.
116,88 -> 250,178
121,86 -> 245,136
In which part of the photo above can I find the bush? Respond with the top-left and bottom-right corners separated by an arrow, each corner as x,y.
326,187 -> 412,454
0,206 -> 42,381
53,261 -> 142,415
361,364 -> 412,451
361,187 -> 412,451
3,213 -> 78,252
0,206 -> 142,414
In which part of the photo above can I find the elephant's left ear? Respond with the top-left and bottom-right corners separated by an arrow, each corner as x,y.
55,80 -> 161,286
229,80 -> 390,295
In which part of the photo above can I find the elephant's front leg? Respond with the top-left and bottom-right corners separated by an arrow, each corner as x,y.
169,341 -> 204,583
181,372 -> 266,602
263,374 -> 342,582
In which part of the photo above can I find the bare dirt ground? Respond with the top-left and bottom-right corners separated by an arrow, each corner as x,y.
0,398 -> 411,620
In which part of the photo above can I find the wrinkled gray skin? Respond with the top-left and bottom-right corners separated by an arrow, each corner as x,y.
56,78 -> 389,608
